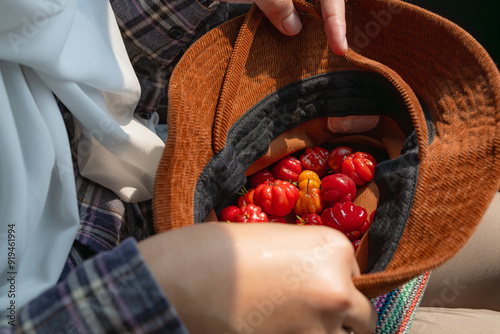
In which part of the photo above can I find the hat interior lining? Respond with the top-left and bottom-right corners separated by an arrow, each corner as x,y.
195,71 -> 434,273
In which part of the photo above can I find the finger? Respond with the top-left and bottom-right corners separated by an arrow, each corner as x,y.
320,0 -> 347,55
350,250 -> 361,277
342,288 -> 378,334
254,0 -> 302,36
327,115 -> 381,134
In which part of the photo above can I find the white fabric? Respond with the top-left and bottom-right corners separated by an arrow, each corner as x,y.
0,0 -> 164,309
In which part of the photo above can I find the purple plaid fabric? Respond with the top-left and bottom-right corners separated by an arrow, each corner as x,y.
110,0 -> 228,117
3,238 -> 188,334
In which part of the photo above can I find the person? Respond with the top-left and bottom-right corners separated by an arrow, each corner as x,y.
0,0 -> 377,333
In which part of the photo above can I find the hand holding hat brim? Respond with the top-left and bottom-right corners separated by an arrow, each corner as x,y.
222,0 -> 348,55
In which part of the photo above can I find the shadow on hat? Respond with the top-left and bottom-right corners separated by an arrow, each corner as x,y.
153,0 -> 500,298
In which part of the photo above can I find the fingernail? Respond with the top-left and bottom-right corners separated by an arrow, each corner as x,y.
343,36 -> 348,53
282,12 -> 302,35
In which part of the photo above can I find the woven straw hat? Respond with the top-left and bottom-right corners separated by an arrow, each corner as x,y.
153,0 -> 500,297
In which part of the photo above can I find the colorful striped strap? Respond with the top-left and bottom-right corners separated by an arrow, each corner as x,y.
371,271 -> 431,333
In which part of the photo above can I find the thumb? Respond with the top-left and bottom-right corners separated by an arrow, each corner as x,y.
253,0 -> 303,36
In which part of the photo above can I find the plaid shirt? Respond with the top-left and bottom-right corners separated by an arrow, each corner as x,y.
111,0 -> 228,118
0,0 -> 226,332
0,239 -> 188,334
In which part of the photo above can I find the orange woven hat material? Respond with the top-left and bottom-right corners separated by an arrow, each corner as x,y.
153,0 -> 500,297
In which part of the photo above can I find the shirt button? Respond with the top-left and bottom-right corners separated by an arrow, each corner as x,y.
168,27 -> 185,40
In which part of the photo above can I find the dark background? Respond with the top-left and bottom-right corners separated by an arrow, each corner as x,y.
411,0 -> 499,67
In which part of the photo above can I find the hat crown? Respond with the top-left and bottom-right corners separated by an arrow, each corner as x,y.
154,0 -> 500,297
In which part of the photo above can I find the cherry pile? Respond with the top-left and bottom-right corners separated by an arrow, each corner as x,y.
219,146 -> 377,249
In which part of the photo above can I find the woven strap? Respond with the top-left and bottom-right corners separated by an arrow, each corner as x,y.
372,271 -> 430,333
